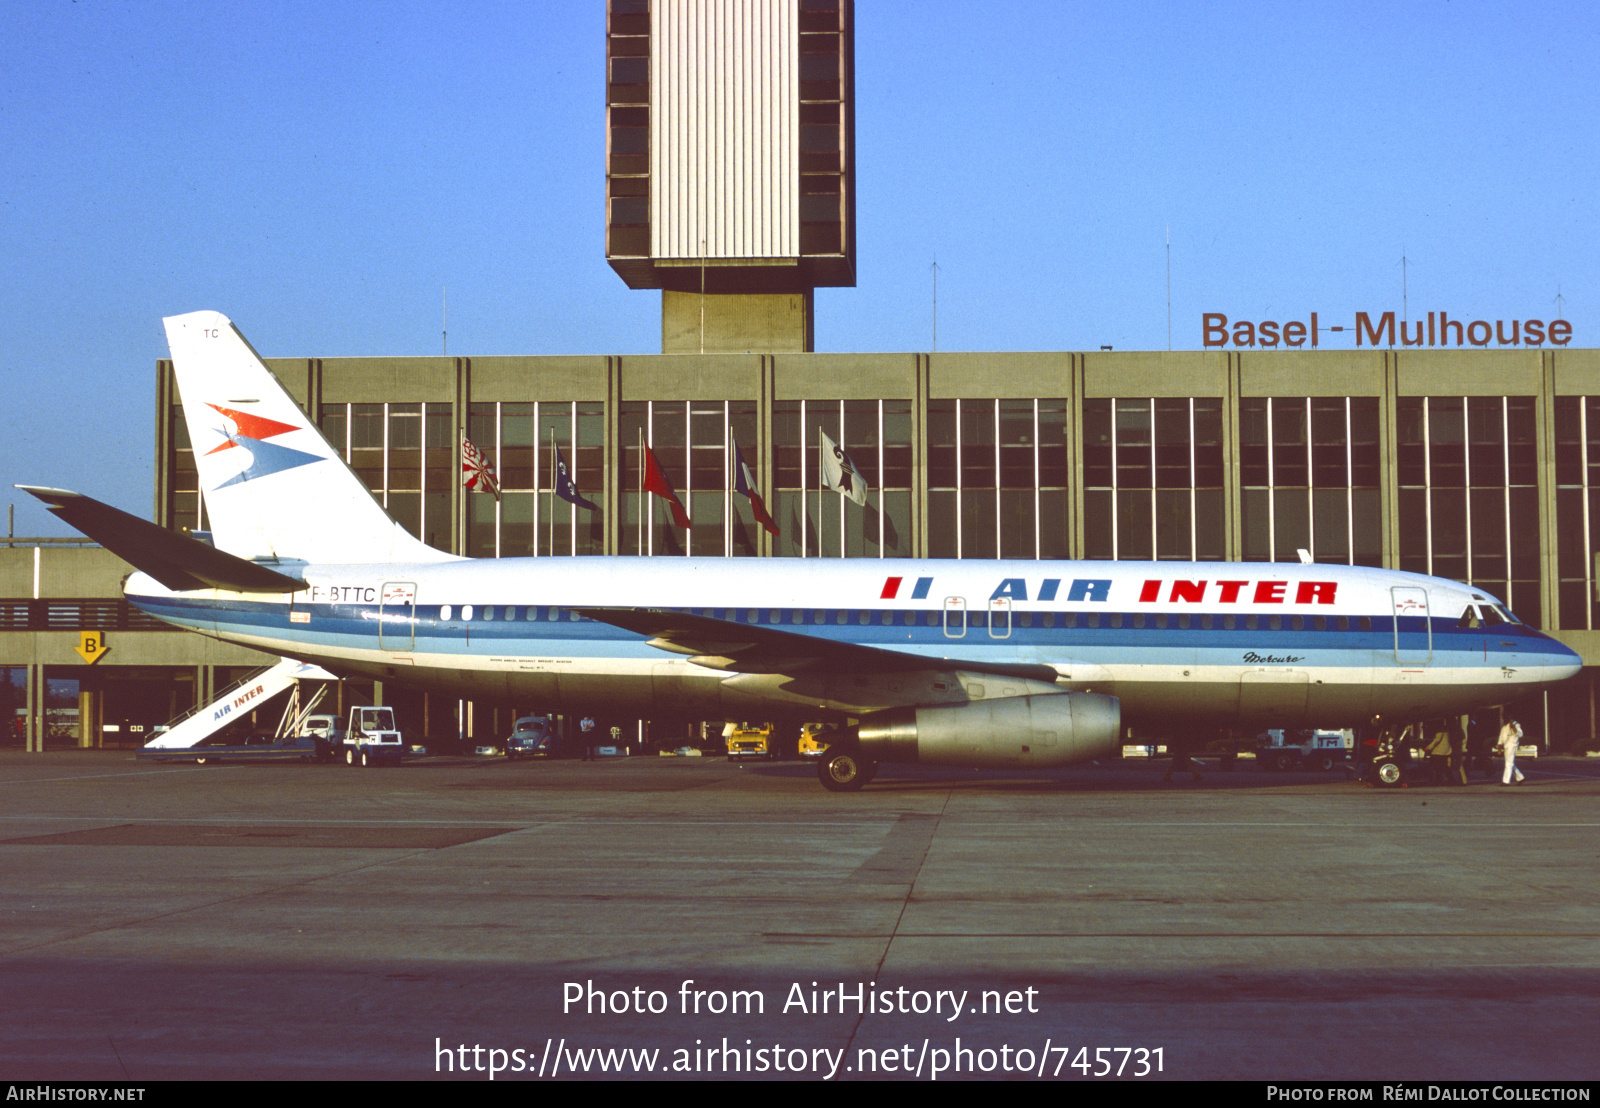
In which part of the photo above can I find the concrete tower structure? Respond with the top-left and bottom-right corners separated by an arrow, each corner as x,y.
605,0 -> 855,353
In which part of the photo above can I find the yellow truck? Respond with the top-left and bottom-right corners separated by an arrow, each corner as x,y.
725,721 -> 773,760
797,722 -> 832,759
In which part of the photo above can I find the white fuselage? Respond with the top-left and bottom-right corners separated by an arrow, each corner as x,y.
124,556 -> 1581,730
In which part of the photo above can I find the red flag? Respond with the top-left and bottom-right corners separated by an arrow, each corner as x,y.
642,443 -> 691,529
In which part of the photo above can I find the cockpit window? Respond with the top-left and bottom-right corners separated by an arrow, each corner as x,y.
1493,605 -> 1519,625
1457,607 -> 1481,629
1480,605 -> 1505,627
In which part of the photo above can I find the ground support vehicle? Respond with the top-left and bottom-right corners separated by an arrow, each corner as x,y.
506,716 -> 558,759
1360,724 -> 1425,788
300,713 -> 347,746
797,722 -> 832,760
139,669 -> 337,764
724,722 -> 773,760
341,705 -> 405,767
140,733 -> 330,765
1254,728 -> 1353,772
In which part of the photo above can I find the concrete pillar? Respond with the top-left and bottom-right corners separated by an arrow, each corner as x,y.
26,663 -> 42,753
453,357 -> 468,556
78,688 -> 100,749
1539,348 -> 1559,630
1067,353 -> 1084,560
759,354 -> 774,558
1380,350 -> 1400,570
604,356 -> 621,556
914,353 -> 931,559
1223,352 -> 1243,561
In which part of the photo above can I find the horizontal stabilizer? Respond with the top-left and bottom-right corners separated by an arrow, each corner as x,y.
17,486 -> 305,593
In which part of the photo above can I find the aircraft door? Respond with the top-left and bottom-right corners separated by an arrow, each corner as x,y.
944,596 -> 967,639
988,596 -> 1012,639
1239,669 -> 1311,721
1391,586 -> 1431,664
379,581 -> 417,652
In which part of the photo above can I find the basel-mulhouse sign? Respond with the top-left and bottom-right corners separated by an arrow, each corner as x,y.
1202,312 -> 1573,349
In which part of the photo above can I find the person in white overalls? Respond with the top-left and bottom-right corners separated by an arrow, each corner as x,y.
1498,719 -> 1526,786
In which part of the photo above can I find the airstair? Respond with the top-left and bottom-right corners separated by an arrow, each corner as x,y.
143,658 -> 337,749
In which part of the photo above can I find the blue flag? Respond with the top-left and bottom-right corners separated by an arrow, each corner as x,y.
553,441 -> 599,511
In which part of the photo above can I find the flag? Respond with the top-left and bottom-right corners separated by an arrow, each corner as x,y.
552,440 -> 599,511
461,437 -> 501,500
819,429 -> 869,506
732,439 -> 778,536
642,442 -> 691,528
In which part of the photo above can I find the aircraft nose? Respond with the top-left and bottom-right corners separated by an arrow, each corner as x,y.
1537,631 -> 1584,677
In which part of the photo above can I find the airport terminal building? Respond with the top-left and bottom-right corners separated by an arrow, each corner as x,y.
5,0 -> 1596,751
6,342 -> 1600,752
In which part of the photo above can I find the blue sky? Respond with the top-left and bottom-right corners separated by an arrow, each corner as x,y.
2,1 -> 1595,533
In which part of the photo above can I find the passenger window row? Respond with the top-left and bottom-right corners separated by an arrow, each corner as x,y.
417,605 -> 1424,635
437,605 -> 586,622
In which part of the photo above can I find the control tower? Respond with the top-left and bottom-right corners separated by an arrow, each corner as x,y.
605,0 -> 855,353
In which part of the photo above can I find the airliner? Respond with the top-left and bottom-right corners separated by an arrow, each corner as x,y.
21,311 -> 1583,790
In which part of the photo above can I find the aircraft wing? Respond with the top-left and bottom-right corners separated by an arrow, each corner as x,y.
572,606 -> 1063,684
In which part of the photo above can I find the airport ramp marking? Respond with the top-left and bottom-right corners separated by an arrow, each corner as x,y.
0,823 -> 519,849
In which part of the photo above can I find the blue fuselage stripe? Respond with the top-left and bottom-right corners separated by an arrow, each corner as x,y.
129,596 -> 1575,668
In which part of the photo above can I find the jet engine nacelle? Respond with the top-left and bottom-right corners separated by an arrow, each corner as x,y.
855,692 -> 1121,769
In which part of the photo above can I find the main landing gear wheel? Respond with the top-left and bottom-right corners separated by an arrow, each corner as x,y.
817,748 -> 877,792
1373,759 -> 1404,788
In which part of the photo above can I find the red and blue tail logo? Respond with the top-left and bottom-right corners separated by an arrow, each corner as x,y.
204,404 -> 324,489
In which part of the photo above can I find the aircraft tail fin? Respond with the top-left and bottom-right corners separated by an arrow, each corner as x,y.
163,311 -> 453,566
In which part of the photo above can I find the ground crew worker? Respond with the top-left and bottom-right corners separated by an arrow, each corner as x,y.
1497,718 -> 1526,786
1424,723 -> 1454,786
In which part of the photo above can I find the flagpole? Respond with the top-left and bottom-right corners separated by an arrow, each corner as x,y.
818,425 -> 827,559
549,430 -> 555,559
726,423 -> 733,558
637,427 -> 645,557
841,426 -> 852,559
494,406 -> 502,559
840,428 -> 847,559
